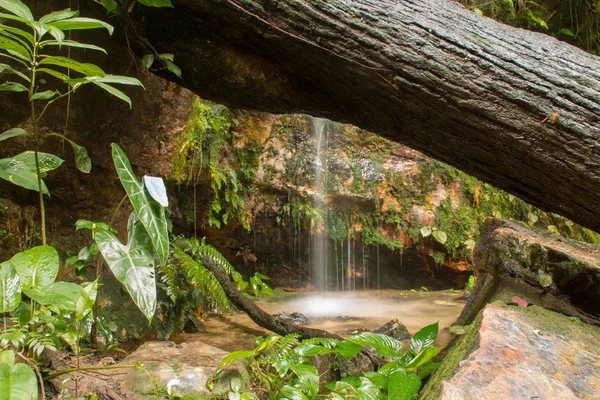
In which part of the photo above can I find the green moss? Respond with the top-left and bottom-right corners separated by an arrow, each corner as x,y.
419,311 -> 484,400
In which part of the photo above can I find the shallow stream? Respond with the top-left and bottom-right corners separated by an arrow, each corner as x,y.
182,290 -> 466,352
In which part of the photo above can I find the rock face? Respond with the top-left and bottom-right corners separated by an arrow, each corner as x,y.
440,304 -> 600,400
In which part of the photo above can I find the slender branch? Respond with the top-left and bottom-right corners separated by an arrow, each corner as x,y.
35,90 -> 74,125
16,352 -> 45,400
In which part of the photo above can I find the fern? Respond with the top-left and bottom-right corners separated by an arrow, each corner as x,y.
171,246 -> 232,313
270,334 -> 300,363
157,261 -> 180,303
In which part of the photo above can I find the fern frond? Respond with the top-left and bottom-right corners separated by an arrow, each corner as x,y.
300,337 -> 340,348
172,248 -> 232,313
272,334 -> 300,361
157,261 -> 180,303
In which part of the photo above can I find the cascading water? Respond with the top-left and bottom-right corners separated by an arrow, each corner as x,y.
311,118 -> 329,291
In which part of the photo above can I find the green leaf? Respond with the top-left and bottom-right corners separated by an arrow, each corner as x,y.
23,281 -> 83,311
39,56 -> 105,77
93,212 -> 156,321
409,322 -> 438,355
46,24 -> 65,43
0,128 -> 28,142
290,363 -> 319,399
76,279 -> 99,321
9,245 -> 59,289
101,0 -> 118,13
112,143 -> 169,265
92,81 -> 132,108
66,74 -> 144,87
347,332 -> 403,357
432,230 -> 447,245
0,0 -> 33,21
416,362 -> 439,379
31,90 -> 58,100
0,262 -> 20,313
41,39 -> 107,54
47,18 -> 114,35
0,24 -> 33,45
0,35 -> 31,60
420,226 -> 431,237
39,8 -> 79,24
0,82 -> 27,92
333,340 -> 363,358
46,133 -> 92,173
387,370 -> 420,400
143,176 -> 168,207
405,346 -> 440,373
138,0 -> 174,8
0,63 -> 29,82
218,350 -> 256,370
558,28 -> 575,37
37,67 -> 69,81
141,54 -> 154,72
157,55 -> 181,78
0,350 -> 38,400
75,219 -> 112,232
0,152 -> 64,194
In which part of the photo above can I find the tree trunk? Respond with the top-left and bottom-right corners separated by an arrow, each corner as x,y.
202,258 -> 342,340
132,0 -> 600,232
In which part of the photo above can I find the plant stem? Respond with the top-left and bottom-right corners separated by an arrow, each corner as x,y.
43,364 -> 137,381
29,31 -> 45,246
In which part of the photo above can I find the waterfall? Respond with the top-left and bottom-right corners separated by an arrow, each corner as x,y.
311,118 -> 329,291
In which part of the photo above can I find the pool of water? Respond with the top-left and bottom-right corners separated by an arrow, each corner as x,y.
181,290 -> 466,352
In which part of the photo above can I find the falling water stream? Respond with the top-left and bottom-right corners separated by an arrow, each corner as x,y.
312,118 -> 329,291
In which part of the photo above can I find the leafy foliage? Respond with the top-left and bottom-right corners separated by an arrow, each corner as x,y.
213,323 -> 441,399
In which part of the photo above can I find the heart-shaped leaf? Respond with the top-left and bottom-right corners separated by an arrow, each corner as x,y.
0,262 -> 20,313
93,212 -> 156,321
23,281 -> 82,311
9,245 -> 59,289
0,350 -> 38,400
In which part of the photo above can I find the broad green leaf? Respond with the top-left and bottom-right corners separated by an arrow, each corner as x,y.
157,55 -> 181,78
101,0 -> 118,13
46,133 -> 91,173
48,18 -> 114,35
39,56 -> 105,77
387,370 -> 420,400
0,262 -> 20,313
75,219 -> 112,232
39,8 -> 79,24
420,226 -> 431,237
218,350 -> 256,370
46,25 -> 65,43
0,35 -> 31,59
405,346 -> 440,373
0,151 -> 63,194
0,350 -> 38,400
31,90 -> 58,101
0,128 -> 28,142
37,67 -> 69,81
347,332 -> 403,357
65,74 -> 144,87
0,25 -> 33,44
93,212 -> 156,321
295,343 -> 333,357
138,0 -> 174,8
0,63 -> 29,81
333,340 -> 363,358
416,362 -> 440,379
23,281 -> 83,311
363,371 -> 387,390
40,39 -> 107,54
290,363 -> 319,399
12,151 -> 63,173
0,0 -> 33,21
432,230 -> 447,245
409,322 -> 438,355
76,279 -> 99,321
141,54 -> 154,72
9,245 -> 59,289
92,81 -> 132,107
112,143 -> 169,265
0,82 -> 27,92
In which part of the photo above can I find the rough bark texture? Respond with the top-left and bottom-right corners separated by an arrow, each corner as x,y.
203,258 -> 343,340
127,0 -> 600,232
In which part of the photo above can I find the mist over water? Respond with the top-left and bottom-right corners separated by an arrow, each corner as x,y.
189,290 -> 465,351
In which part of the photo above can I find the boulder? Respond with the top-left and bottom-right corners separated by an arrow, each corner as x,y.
374,319 -> 411,341
425,303 -> 600,399
273,311 -> 309,325
50,340 -> 248,399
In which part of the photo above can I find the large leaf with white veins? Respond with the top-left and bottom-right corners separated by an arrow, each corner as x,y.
111,143 -> 168,265
93,212 -> 156,321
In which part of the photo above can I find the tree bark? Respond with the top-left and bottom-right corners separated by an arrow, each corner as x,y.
202,258 -> 342,340
130,0 -> 600,232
